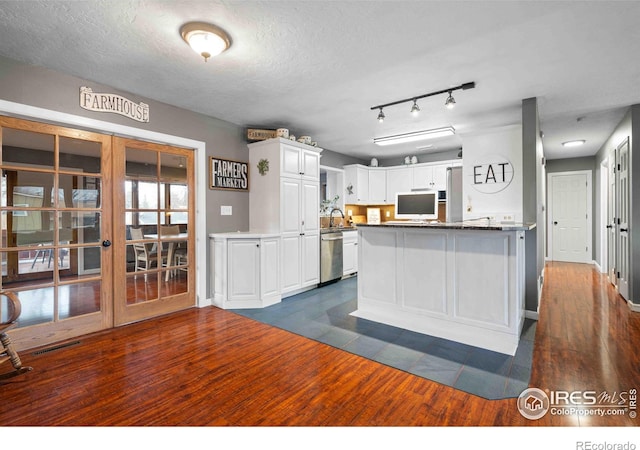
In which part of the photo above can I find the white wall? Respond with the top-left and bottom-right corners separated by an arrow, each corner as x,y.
462,125 -> 523,222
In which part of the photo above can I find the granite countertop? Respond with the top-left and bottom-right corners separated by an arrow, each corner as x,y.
357,221 -> 536,231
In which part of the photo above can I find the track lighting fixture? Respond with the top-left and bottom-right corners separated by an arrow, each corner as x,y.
445,91 -> 456,109
371,82 -> 475,121
410,100 -> 420,116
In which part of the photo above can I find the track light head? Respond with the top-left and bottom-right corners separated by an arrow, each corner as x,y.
377,108 -> 385,123
410,100 -> 420,116
445,91 -> 456,109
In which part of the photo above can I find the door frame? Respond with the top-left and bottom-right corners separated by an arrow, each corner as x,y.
547,170 -> 592,263
0,99 -> 208,308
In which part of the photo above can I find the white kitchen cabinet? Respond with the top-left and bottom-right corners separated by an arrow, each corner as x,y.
281,142 -> 320,180
342,230 -> 358,276
368,169 -> 387,203
210,233 -> 281,309
344,165 -> 369,204
412,163 -> 449,191
249,138 -> 322,297
386,166 -> 414,203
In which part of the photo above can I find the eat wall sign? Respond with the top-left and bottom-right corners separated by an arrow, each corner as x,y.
471,155 -> 514,194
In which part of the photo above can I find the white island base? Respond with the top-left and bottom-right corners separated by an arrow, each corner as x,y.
353,224 -> 529,355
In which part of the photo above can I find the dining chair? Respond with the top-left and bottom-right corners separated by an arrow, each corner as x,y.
130,227 -> 166,275
0,291 -> 33,380
159,225 -> 187,279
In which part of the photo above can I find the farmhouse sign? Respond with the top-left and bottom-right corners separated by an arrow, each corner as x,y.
471,154 -> 514,194
246,128 -> 277,142
80,87 -> 150,123
210,157 -> 249,191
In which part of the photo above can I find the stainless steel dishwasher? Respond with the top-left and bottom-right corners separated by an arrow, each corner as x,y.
320,231 -> 343,284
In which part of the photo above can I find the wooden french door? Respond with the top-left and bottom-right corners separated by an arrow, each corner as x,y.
0,116 -> 113,350
112,137 -> 195,326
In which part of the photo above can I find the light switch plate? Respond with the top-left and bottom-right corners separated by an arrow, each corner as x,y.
221,205 -> 232,216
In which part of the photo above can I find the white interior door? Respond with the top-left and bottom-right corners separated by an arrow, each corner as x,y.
616,138 -> 629,299
549,171 -> 591,263
607,147 -> 617,284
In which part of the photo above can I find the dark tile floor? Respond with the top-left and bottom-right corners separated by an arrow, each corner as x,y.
231,276 -> 535,400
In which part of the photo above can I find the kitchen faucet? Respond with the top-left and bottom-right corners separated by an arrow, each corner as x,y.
329,207 -> 344,228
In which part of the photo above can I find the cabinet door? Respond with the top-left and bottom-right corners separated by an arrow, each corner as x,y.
301,233 -> 319,287
228,239 -> 260,301
355,167 -> 369,203
281,143 -> 302,176
301,149 -> 320,180
386,167 -> 414,202
432,164 -> 448,191
343,241 -> 356,275
281,234 -> 301,292
413,165 -> 434,189
281,177 -> 301,233
368,169 -> 387,203
302,180 -> 319,232
260,237 -> 280,298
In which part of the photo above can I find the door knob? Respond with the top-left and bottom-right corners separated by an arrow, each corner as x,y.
620,228 -> 628,232
553,221 -> 558,225
102,240 -> 112,247
606,225 -> 613,229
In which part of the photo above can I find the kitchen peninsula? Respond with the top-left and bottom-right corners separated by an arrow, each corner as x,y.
353,221 -> 535,355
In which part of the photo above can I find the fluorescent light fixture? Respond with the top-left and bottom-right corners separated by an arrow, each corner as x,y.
562,140 -> 586,147
373,126 -> 455,146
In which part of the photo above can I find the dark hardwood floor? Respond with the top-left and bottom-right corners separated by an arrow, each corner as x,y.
1,262 -> 638,426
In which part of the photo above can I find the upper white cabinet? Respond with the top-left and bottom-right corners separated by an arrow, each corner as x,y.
413,163 -> 450,191
368,169 -> 387,204
344,165 -> 369,204
386,167 -> 414,202
281,142 -> 320,180
344,160 -> 459,205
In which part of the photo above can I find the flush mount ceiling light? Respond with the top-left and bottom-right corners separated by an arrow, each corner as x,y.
373,126 -> 455,146
180,22 -> 231,62
562,140 -> 586,147
371,82 -> 475,121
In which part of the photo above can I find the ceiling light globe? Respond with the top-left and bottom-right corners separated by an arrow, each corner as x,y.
181,22 -> 231,62
410,101 -> 420,116
377,109 -> 385,122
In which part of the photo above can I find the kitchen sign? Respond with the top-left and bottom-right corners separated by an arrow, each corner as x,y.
80,87 -> 149,123
471,155 -> 514,194
209,157 -> 249,191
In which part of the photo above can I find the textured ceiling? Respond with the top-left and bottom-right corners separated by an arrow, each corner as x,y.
0,1 -> 638,161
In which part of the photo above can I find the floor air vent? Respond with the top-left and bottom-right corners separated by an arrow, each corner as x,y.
32,340 -> 81,355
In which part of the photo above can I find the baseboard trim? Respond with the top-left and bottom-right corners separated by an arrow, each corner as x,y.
525,310 -> 539,320
628,300 -> 640,313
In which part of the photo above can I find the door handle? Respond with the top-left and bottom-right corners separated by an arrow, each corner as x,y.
620,228 -> 628,232
606,225 -> 613,229
553,221 -> 558,225
102,240 -> 112,247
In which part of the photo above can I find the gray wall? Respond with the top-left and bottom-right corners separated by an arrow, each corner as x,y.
522,98 -> 545,313
594,106 -> 638,306
377,149 -> 462,167
320,148 -> 368,168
